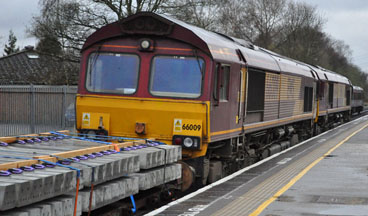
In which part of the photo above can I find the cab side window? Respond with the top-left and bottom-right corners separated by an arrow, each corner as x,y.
220,65 -> 230,101
213,64 -> 230,104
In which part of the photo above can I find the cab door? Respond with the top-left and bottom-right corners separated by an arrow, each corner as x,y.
237,67 -> 247,124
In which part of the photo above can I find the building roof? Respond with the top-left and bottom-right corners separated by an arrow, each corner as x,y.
0,47 -> 79,85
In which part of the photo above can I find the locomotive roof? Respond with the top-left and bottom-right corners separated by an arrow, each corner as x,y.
84,12 -> 352,83
161,15 -> 300,77
308,65 -> 350,85
353,85 -> 363,91
325,71 -> 350,85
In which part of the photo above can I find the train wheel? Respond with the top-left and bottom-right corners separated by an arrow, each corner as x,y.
178,161 -> 195,191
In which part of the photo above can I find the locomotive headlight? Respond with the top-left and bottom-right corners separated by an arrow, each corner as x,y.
183,137 -> 194,148
140,40 -> 151,49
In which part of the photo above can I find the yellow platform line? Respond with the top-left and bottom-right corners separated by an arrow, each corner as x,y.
249,122 -> 368,216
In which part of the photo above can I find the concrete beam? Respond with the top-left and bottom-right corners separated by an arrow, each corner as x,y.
80,176 -> 139,212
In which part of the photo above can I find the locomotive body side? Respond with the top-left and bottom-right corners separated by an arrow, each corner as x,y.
310,67 -> 352,130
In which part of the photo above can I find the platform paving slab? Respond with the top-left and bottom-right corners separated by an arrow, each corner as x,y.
260,135 -> 368,216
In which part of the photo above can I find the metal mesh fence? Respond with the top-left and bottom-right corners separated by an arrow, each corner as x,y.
0,85 -> 77,136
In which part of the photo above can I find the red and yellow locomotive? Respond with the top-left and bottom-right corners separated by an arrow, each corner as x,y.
76,12 -> 359,186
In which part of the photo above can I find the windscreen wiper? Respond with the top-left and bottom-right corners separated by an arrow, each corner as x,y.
193,49 -> 204,80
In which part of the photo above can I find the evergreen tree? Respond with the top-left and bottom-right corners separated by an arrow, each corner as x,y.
4,30 -> 20,56
36,33 -> 62,56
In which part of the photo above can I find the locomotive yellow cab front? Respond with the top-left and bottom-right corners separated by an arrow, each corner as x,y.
76,95 -> 210,158
76,26 -> 212,160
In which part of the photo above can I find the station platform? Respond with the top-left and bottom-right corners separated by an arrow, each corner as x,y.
148,115 -> 368,216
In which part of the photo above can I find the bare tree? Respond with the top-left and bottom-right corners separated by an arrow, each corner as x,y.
216,0 -> 249,38
165,0 -> 222,30
274,1 -> 325,62
93,0 -> 166,19
29,0 -> 171,58
242,0 -> 287,49
215,0 -> 289,49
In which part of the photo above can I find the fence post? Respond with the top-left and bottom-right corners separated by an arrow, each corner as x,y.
62,85 -> 67,129
30,84 -> 35,133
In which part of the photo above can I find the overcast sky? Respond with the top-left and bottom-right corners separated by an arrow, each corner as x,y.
0,0 -> 39,51
295,0 -> 368,73
0,0 -> 367,72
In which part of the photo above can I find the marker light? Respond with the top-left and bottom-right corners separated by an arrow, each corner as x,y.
139,39 -> 154,51
174,137 -> 182,145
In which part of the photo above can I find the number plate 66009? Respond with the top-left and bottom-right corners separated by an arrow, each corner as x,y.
182,124 -> 201,131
